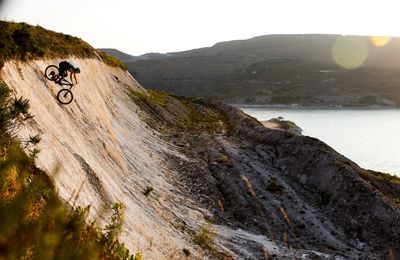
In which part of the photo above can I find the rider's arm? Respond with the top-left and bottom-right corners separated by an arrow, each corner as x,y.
69,72 -> 77,85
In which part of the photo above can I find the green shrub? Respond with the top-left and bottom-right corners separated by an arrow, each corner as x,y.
12,27 -> 32,50
143,186 -> 154,196
194,225 -> 216,253
0,83 -> 33,139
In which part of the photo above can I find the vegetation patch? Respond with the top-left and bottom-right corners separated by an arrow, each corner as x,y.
128,89 -> 169,108
0,21 -> 126,70
0,21 -> 93,67
98,51 -> 127,70
366,170 -> 400,185
175,96 -> 225,134
142,186 -> 154,196
194,225 -> 216,253
142,89 -> 169,107
216,154 -> 229,164
359,170 -> 400,208
268,116 -> 302,135
127,89 -> 173,132
128,89 -> 226,134
266,177 -> 284,194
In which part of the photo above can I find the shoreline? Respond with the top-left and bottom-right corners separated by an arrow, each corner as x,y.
238,104 -> 400,177
231,103 -> 399,110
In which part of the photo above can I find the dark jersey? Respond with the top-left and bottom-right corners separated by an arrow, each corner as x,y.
59,61 -> 78,76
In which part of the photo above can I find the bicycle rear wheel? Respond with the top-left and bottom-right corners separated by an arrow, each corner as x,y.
45,65 -> 60,81
57,89 -> 74,105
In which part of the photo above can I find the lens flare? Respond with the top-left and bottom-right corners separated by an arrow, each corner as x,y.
370,36 -> 391,47
332,36 -> 369,70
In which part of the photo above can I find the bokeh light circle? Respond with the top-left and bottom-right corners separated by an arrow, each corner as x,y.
332,36 -> 369,70
370,36 -> 391,47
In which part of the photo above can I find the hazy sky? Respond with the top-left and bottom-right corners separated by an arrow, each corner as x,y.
1,0 -> 400,55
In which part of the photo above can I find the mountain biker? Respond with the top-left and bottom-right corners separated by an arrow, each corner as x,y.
56,60 -> 81,85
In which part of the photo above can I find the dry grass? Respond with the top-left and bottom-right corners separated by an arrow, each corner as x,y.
194,224 -> 216,253
241,175 -> 257,198
266,177 -> 284,194
98,51 -> 127,70
128,89 -> 226,135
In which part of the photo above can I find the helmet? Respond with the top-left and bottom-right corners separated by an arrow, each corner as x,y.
76,67 -> 81,73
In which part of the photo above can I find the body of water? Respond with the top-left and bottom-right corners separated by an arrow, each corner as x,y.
238,107 -> 400,177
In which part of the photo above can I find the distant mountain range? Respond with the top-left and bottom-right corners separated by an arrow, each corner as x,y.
98,48 -> 169,62
98,48 -> 136,62
101,34 -> 400,107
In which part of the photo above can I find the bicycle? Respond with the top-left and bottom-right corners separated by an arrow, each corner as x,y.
44,65 -> 75,105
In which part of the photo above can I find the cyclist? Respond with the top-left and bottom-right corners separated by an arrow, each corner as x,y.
56,60 -> 81,85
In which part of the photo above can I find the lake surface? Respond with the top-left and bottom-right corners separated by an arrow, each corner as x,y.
237,107 -> 400,177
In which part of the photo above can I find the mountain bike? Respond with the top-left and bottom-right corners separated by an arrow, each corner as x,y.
44,65 -> 75,105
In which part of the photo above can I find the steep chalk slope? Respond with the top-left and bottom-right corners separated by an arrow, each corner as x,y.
1,58 -> 210,258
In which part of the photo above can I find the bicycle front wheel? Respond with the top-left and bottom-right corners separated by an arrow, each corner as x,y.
45,65 -> 60,81
57,89 -> 74,105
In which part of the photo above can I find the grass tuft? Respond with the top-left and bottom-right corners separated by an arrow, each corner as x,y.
143,186 -> 154,196
266,177 -> 284,193
194,225 -> 216,253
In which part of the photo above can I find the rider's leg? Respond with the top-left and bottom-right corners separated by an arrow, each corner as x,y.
55,74 -> 63,85
56,69 -> 67,85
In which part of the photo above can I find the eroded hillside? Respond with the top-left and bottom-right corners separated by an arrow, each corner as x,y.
130,92 -> 400,259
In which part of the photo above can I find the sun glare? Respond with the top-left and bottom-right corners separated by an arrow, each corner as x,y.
369,36 -> 392,47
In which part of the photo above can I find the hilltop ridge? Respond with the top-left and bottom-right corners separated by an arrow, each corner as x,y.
0,21 -> 126,69
120,34 -> 400,107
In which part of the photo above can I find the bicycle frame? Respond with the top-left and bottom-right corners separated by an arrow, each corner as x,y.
58,77 -> 74,90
